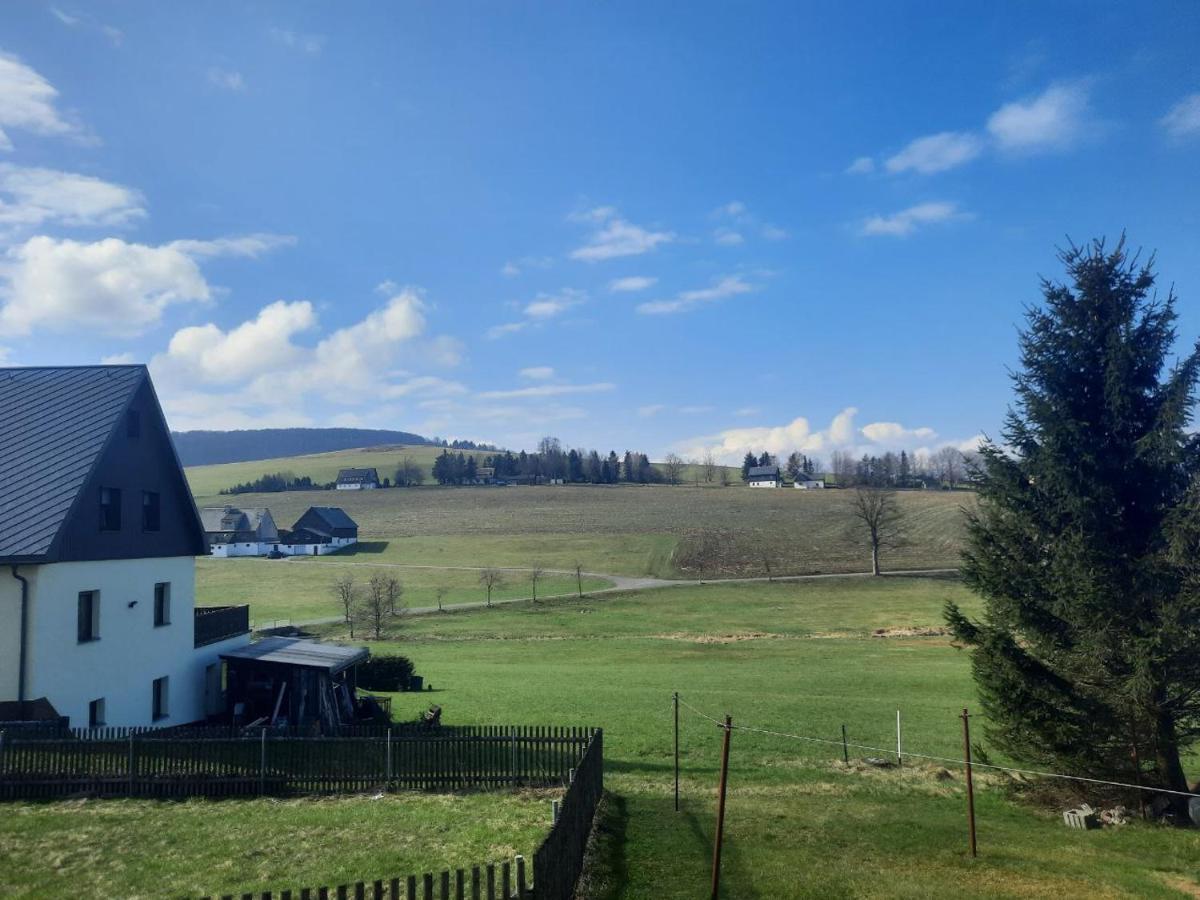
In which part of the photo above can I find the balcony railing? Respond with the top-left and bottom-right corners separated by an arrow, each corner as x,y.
194,605 -> 251,648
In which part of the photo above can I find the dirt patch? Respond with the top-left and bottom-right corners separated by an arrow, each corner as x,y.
1156,874 -> 1200,898
654,631 -> 778,644
872,626 -> 948,638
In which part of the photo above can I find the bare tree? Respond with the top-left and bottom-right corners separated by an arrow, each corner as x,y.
757,544 -> 775,582
848,487 -> 906,576
662,453 -> 685,485
529,563 -> 545,602
702,451 -> 717,484
333,573 -> 357,626
719,465 -> 731,487
574,561 -> 584,598
479,567 -> 504,607
933,446 -> 964,488
359,574 -> 391,639
434,585 -> 449,613
394,455 -> 425,487
384,575 -> 404,615
830,450 -> 856,487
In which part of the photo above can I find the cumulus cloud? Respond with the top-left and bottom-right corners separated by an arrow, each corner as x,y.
713,228 -> 744,246
678,406 -> 955,464
500,255 -> 553,277
846,156 -> 875,175
0,52 -> 80,150
986,82 -> 1091,152
161,300 -> 316,383
885,131 -> 984,174
636,275 -> 754,315
1161,93 -> 1200,140
569,206 -> 674,262
638,404 -> 665,418
859,201 -> 966,237
489,288 -> 585,337
100,351 -> 135,365
207,68 -> 246,92
479,381 -> 614,400
0,233 -> 293,335
167,233 -> 296,258
609,275 -> 657,292
519,366 -> 555,380
710,200 -> 786,244
0,164 -> 145,230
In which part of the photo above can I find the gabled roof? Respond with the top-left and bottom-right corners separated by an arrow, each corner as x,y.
336,467 -> 379,482
199,506 -> 272,534
300,506 -> 357,530
221,637 -> 369,673
0,366 -> 144,562
748,465 -> 780,478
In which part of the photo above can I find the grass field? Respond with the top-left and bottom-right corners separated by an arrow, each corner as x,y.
196,553 -> 612,623
0,791 -> 555,899
303,577 -> 1200,899
190,483 -> 973,579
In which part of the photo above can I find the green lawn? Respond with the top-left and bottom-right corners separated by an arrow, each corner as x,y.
0,791 -> 555,900
311,577 -> 1200,899
196,554 -> 612,624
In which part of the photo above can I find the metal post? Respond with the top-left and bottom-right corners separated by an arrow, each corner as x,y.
961,708 -> 977,858
386,729 -> 393,789
841,724 -> 849,765
510,726 -> 518,786
260,726 -> 267,796
673,692 -> 680,812
896,710 -> 902,768
127,733 -> 134,796
710,715 -> 732,900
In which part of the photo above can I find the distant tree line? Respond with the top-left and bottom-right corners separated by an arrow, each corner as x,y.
430,437 -> 499,451
736,446 -> 977,489
220,471 -> 324,494
430,436 -> 663,486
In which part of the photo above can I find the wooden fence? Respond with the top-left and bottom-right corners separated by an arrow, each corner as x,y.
0,725 -> 595,800
533,729 -> 604,900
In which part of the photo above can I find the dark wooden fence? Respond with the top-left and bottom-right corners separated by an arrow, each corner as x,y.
0,725 -> 595,800
533,729 -> 604,900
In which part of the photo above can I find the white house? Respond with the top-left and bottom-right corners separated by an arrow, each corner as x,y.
200,506 -> 280,557
0,365 -> 251,729
335,467 -> 380,490
747,464 -> 782,488
793,475 -> 826,489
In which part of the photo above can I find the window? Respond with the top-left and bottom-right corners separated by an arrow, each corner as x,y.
126,409 -> 140,438
77,591 -> 99,642
142,491 -> 161,532
88,698 -> 106,728
153,582 -> 171,626
152,676 -> 169,721
99,487 -> 121,531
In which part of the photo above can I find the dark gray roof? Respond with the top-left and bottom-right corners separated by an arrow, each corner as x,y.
302,506 -> 357,530
336,467 -> 379,482
0,366 -> 145,562
199,506 -> 272,534
221,637 -> 368,673
748,465 -> 780,478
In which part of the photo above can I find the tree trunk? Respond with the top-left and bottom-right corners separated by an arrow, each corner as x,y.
1153,705 -> 1192,821
870,541 -> 880,576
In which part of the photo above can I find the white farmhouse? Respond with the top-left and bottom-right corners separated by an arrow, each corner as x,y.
746,464 -> 782,488
200,506 -> 280,557
793,475 -> 826,489
0,365 -> 251,728
335,467 -> 380,490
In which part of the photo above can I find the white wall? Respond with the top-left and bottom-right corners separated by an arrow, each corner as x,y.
0,572 -> 23,701
5,556 -> 248,727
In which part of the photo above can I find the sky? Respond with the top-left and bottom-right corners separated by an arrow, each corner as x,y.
1,2 -> 1198,463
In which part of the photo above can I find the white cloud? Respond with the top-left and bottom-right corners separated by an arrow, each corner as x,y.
478,382 -> 615,400
638,404 -> 665,418
569,207 -> 674,262
715,201 -> 747,217
986,83 -> 1091,152
680,405 -> 714,415
501,261 -> 520,277
0,52 -> 79,150
734,406 -> 761,417
713,228 -> 744,246
760,224 -> 788,241
636,275 -> 754,315
609,275 -> 657,293
100,351 -> 135,365
859,201 -> 965,237
0,163 -> 145,230
207,68 -> 246,92
519,366 -> 555,380
846,156 -> 875,175
49,8 -> 123,45
489,288 -> 585,337
270,27 -> 325,54
885,131 -> 984,174
500,255 -> 553,277
1161,94 -> 1200,139
486,321 -> 527,339
0,345 -> 13,364
167,233 -> 295,258
860,421 -> 937,444
0,233 -> 293,336
161,300 -> 316,383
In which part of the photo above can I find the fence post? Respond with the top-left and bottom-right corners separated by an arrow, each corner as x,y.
260,727 -> 267,796
510,727 -> 517,786
551,799 -> 560,823
386,729 -> 392,790
127,733 -> 135,796
710,715 -> 732,900
673,692 -> 680,812
841,724 -> 849,765
896,710 -> 902,768
961,708 -> 977,858
515,856 -> 526,899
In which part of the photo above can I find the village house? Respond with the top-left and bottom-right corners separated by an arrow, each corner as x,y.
200,506 -> 280,557
746,464 -> 782,488
285,506 -> 360,555
793,474 -> 826,489
0,365 -> 251,728
335,467 -> 380,490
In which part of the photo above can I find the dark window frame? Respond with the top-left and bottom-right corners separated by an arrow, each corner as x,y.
77,590 -> 99,643
88,698 -> 106,728
152,676 -> 169,721
99,486 -> 121,531
153,582 -> 171,627
142,490 -> 161,532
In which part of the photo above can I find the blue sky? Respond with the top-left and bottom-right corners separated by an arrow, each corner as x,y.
1,2 -> 1198,463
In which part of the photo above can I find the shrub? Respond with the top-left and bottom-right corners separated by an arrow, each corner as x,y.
357,656 -> 416,692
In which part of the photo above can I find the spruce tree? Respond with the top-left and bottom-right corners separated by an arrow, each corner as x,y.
741,452 -> 756,482
945,238 -> 1200,815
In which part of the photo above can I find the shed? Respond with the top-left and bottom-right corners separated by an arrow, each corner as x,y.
221,637 -> 372,733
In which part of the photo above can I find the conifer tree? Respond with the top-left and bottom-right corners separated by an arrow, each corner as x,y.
946,238 -> 1200,815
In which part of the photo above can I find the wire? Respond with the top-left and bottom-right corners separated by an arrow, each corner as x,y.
674,694 -> 1200,800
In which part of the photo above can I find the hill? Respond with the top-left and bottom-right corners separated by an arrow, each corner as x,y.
171,427 -> 433,467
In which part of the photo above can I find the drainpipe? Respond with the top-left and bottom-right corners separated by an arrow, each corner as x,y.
9,565 -> 29,718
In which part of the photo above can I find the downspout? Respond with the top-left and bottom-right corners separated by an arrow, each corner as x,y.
9,565 -> 29,717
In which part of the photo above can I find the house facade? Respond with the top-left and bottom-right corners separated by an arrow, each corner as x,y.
793,476 -> 826,489
0,365 -> 250,728
747,464 -> 782,488
200,506 -> 280,557
289,506 -> 359,552
336,467 -> 380,490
